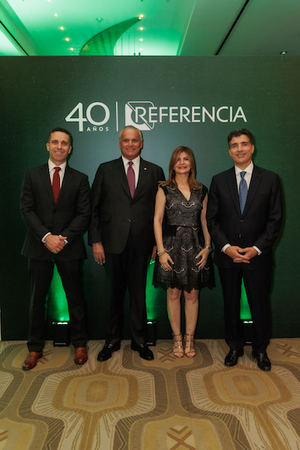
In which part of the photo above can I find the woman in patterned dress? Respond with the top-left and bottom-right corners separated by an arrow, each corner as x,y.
153,146 -> 212,357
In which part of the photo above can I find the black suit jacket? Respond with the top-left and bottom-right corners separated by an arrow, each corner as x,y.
89,157 -> 164,255
21,164 -> 90,261
207,165 -> 283,268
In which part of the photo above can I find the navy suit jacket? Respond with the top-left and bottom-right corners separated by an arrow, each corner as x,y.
207,165 -> 283,268
21,163 -> 90,261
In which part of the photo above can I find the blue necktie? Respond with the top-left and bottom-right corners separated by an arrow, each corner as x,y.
239,171 -> 247,213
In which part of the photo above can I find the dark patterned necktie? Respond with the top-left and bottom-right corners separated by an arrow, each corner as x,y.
52,166 -> 61,203
127,161 -> 135,198
239,171 -> 247,213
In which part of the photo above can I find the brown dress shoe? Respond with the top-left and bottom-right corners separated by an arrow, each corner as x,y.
22,351 -> 42,371
74,347 -> 88,365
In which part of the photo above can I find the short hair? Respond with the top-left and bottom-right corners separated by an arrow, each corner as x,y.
227,128 -> 254,146
48,127 -> 73,146
119,125 -> 143,142
161,145 -> 202,190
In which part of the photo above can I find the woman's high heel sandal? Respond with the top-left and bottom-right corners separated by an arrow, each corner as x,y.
172,334 -> 184,358
184,334 -> 196,358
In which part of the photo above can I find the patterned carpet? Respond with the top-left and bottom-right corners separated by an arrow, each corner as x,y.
0,339 -> 299,449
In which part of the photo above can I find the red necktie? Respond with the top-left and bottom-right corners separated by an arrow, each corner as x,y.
52,166 -> 61,203
127,161 -> 135,198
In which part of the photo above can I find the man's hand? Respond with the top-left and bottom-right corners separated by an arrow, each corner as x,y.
233,247 -> 258,263
93,242 -> 106,265
225,245 -> 258,263
44,234 -> 66,254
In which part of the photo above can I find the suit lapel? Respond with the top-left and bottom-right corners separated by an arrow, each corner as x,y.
118,157 -> 149,200
40,164 -> 54,205
226,168 -> 241,216
243,165 -> 262,215
117,157 -> 132,198
134,158 -> 149,200
57,165 -> 71,203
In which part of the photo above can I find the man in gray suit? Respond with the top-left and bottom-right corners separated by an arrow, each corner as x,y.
89,126 -> 164,361
21,128 -> 90,370
207,129 -> 282,371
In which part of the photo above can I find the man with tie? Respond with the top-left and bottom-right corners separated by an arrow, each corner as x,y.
21,128 -> 90,370
207,129 -> 282,371
89,125 -> 164,361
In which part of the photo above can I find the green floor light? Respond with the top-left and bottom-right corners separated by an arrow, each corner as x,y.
145,259 -> 160,321
240,278 -> 252,320
47,265 -> 69,322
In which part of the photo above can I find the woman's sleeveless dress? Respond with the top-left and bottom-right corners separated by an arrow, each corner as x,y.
153,184 -> 214,291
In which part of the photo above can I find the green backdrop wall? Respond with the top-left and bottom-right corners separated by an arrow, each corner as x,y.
0,56 -> 299,340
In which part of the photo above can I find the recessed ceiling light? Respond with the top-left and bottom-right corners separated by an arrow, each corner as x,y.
139,38 -> 143,42
280,50 -> 288,55
59,26 -> 65,31
54,13 -> 58,17
138,26 -> 144,31
96,17 -> 103,23
69,47 -> 74,52
64,37 -> 71,42
138,14 -> 144,20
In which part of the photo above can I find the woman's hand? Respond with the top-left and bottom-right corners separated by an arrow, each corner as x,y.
159,252 -> 174,271
195,247 -> 210,269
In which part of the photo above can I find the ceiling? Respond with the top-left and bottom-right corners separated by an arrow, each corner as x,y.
0,0 -> 299,56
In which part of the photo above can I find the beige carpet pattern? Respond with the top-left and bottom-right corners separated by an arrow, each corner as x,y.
0,339 -> 299,449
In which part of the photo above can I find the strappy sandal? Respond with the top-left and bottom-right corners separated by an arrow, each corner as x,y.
184,334 -> 196,358
172,334 -> 184,358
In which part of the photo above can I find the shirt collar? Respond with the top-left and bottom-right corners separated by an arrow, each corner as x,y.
122,155 -> 140,166
235,162 -> 253,176
48,159 -> 67,172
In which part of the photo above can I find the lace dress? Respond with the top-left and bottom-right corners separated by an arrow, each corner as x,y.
153,184 -> 213,291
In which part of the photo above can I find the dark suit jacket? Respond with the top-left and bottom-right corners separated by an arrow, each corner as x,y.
207,165 -> 282,268
21,164 -> 90,261
89,157 -> 164,255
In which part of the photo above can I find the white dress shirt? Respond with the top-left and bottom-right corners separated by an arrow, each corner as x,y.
234,162 -> 253,190
48,159 -> 67,185
122,155 -> 140,188
42,160 -> 68,243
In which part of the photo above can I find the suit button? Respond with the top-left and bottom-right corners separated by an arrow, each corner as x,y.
128,218 -> 131,223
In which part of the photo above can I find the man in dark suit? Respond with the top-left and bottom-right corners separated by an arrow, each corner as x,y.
89,125 -> 164,361
207,129 -> 282,371
21,127 -> 90,370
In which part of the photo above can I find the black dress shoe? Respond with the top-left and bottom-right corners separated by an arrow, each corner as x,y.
252,351 -> 271,371
131,341 -> 154,360
97,342 -> 120,362
224,348 -> 244,367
